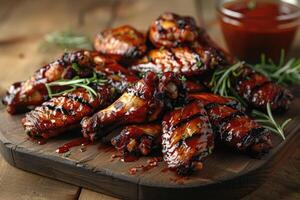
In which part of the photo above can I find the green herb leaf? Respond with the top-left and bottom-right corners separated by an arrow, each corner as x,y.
247,0 -> 257,10
46,73 -> 107,98
196,60 -> 203,68
179,75 -> 187,82
252,51 -> 300,86
210,61 -> 244,97
43,30 -> 93,50
251,103 -> 291,140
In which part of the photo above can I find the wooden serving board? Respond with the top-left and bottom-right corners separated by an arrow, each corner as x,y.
0,88 -> 300,200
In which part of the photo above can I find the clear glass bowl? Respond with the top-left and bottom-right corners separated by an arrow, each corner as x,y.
216,0 -> 300,63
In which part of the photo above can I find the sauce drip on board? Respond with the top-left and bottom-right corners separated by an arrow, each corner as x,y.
218,0 -> 300,62
128,157 -> 163,175
56,137 -> 90,153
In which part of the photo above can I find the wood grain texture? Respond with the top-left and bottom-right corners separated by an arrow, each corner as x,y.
0,0 -> 299,199
0,87 -> 300,200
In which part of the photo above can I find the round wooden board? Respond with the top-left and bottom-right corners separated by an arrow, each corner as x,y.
0,88 -> 300,200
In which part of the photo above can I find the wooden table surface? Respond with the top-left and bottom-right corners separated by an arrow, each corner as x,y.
0,0 -> 299,199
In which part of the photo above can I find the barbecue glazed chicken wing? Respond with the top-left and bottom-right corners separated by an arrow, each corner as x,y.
22,55 -> 139,140
233,65 -> 293,111
2,50 -> 100,114
22,84 -> 113,139
81,72 -> 186,141
111,124 -> 162,156
131,46 -> 222,77
190,93 -> 273,157
149,12 -> 199,48
94,25 -> 147,61
162,101 -> 214,175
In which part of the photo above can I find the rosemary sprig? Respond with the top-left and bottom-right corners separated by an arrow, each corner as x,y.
45,73 -> 107,98
251,103 -> 292,140
247,0 -> 257,10
43,30 -> 93,50
210,61 -> 244,97
252,51 -> 300,86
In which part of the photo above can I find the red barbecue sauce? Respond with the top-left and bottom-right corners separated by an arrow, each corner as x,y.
218,0 -> 300,63
56,138 -> 90,153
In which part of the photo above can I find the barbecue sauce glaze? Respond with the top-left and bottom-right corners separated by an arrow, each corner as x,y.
219,0 -> 299,62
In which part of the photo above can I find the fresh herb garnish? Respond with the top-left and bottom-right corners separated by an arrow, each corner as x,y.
43,30 -> 93,50
71,63 -> 80,73
247,0 -> 257,10
252,51 -> 300,86
179,75 -> 187,82
45,73 -> 107,98
196,60 -> 203,68
251,103 -> 291,140
210,61 -> 244,97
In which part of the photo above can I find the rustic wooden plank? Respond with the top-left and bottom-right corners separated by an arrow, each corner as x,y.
0,88 -> 299,199
0,0 -> 299,199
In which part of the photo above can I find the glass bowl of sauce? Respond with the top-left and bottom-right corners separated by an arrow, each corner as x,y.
217,0 -> 300,63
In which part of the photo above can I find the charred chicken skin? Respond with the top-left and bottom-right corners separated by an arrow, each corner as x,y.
22,54 -> 139,140
148,12 -> 228,67
233,65 -> 293,111
2,50 -> 100,114
162,101 -> 214,175
111,124 -> 162,156
81,72 -> 185,142
131,46 -> 222,77
190,93 -> 273,157
94,25 -> 147,60
149,12 -> 199,48
22,84 -> 113,139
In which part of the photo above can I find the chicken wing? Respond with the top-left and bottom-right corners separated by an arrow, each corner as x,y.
2,50 -> 100,114
162,101 -> 214,175
190,93 -> 273,157
94,25 -> 147,61
131,47 -> 220,77
22,84 -> 114,139
111,124 -> 162,156
149,12 -> 198,48
234,65 -> 293,111
81,72 -> 186,141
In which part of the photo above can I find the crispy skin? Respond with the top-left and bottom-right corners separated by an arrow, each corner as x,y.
93,55 -> 138,93
81,72 -> 185,141
234,66 -> 293,111
22,85 -> 113,139
81,72 -> 164,141
131,47 -> 221,77
162,101 -> 214,175
190,93 -> 273,157
149,12 -> 199,48
2,50 -> 101,114
94,25 -> 147,60
111,124 -> 162,156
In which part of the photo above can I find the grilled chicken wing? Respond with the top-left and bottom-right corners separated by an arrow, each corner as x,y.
111,124 -> 162,156
149,12 -> 198,48
81,72 -> 185,141
190,93 -> 273,157
162,101 -> 214,175
233,65 -> 293,111
2,50 -> 100,114
93,55 -> 138,93
22,84 -> 114,139
94,25 -> 147,61
131,46 -> 221,77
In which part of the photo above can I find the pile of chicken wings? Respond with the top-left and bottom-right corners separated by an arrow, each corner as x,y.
2,13 -> 293,175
